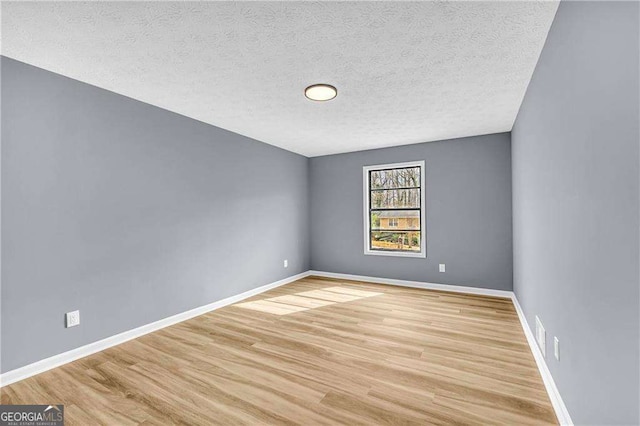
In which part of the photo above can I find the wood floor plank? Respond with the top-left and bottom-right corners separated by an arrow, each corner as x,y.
1,277 -> 557,425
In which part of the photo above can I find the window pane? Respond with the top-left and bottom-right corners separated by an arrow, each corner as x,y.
370,188 -> 420,209
371,210 -> 421,230
370,231 -> 421,252
370,167 -> 420,189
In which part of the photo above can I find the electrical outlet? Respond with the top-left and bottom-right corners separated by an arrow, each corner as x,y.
535,316 -> 546,357
439,264 -> 446,272
554,336 -> 560,361
283,259 -> 288,268
66,310 -> 80,328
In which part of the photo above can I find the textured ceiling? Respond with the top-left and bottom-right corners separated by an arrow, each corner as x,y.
1,1 -> 558,157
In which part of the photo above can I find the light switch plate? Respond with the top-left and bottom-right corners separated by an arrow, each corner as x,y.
439,264 -> 446,272
554,336 -> 560,360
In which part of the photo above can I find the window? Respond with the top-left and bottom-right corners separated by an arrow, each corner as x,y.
363,161 -> 425,257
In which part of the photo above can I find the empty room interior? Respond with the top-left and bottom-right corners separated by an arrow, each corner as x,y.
0,1 -> 639,425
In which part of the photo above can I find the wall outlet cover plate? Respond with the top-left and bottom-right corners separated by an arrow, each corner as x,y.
66,310 -> 80,328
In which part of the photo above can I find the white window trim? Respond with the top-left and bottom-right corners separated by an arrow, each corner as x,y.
363,160 -> 426,258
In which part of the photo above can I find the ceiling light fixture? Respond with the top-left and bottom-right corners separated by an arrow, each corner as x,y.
305,84 -> 337,101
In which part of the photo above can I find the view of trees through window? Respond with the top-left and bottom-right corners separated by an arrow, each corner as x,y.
369,165 -> 422,253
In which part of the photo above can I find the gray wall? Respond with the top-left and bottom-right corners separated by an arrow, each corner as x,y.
310,133 -> 513,291
0,57 -> 310,373
511,2 -> 639,425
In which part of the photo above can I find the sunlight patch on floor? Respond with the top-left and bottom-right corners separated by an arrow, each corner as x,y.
234,286 -> 383,315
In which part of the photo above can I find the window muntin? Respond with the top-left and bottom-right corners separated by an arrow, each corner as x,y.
364,161 -> 425,258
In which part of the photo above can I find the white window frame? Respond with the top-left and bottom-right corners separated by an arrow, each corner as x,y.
363,160 -> 426,258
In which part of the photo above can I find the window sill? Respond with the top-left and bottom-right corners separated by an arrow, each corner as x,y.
364,250 -> 426,259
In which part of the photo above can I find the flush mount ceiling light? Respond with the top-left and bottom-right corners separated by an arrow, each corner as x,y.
305,84 -> 337,101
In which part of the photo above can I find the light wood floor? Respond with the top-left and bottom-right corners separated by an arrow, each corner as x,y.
1,276 -> 557,425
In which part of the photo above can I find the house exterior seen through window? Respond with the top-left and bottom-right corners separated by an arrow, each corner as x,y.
363,161 -> 425,258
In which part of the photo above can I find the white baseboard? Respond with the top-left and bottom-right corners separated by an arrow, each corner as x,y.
307,270 -> 513,298
511,295 -> 573,425
0,271 -> 311,388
